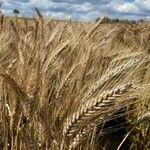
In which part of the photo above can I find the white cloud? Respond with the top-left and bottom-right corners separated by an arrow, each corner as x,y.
115,3 -> 139,13
135,0 -> 150,11
72,2 -> 93,12
107,0 -> 150,18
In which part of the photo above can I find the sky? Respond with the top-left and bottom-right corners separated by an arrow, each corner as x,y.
0,0 -> 150,21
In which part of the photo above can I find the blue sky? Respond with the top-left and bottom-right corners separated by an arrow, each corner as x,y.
0,0 -> 150,21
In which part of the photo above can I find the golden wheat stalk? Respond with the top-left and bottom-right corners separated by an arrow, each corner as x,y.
35,7 -> 43,19
107,51 -> 143,73
56,64 -> 77,99
88,16 -> 106,37
42,40 -> 70,72
0,73 -> 31,117
10,19 -> 20,40
63,83 -> 133,138
82,55 -> 142,101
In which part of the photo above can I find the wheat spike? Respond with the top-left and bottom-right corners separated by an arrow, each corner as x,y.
67,83 -> 134,149
63,83 -> 133,137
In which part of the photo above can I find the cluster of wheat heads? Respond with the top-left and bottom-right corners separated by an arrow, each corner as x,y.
0,14 -> 150,150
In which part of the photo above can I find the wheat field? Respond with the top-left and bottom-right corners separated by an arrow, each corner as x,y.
0,14 -> 150,150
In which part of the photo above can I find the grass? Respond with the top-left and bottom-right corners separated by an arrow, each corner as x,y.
0,14 -> 150,150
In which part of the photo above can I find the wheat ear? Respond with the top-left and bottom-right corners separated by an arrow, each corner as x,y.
67,83 -> 134,150
63,83 -> 133,137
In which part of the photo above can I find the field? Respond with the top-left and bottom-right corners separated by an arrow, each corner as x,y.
0,14 -> 150,150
